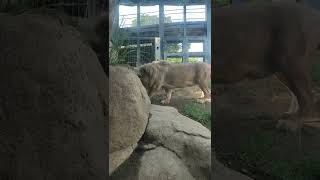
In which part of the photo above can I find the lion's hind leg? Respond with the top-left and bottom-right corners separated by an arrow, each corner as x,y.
274,73 -> 299,118
275,57 -> 315,132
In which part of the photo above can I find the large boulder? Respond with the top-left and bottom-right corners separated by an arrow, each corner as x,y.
111,105 -> 211,179
109,66 -> 151,174
0,14 -> 107,179
77,16 -> 108,72
21,9 -> 108,73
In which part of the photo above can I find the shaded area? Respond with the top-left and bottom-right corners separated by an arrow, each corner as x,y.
214,58 -> 320,180
0,14 -> 107,179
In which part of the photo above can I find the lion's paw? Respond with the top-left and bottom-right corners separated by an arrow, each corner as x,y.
160,99 -> 170,105
196,98 -> 211,104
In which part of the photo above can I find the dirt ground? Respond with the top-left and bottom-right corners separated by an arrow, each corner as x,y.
213,76 -> 320,180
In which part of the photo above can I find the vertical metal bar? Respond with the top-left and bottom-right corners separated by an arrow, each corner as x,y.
78,0 -> 80,17
87,0 -> 92,17
71,0 -> 74,16
155,37 -> 161,61
110,0 -> 118,37
96,0 -> 101,16
88,0 -> 96,17
182,3 -> 188,64
159,1 -> 165,60
114,0 -> 119,29
206,0 -> 211,64
136,1 -> 141,66
93,0 -> 96,16
85,0 -> 88,17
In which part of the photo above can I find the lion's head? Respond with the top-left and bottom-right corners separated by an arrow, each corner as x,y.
136,61 -> 170,96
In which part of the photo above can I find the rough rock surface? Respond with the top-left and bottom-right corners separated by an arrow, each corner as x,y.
77,16 -> 108,72
111,105 -> 211,180
0,14 -> 107,179
109,144 -> 137,175
109,66 -> 150,174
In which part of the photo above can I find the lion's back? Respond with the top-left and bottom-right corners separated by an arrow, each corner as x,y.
163,62 -> 210,85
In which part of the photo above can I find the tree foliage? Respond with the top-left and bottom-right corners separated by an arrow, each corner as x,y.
131,14 -> 172,26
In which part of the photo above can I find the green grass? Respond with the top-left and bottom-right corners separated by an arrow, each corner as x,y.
181,102 -> 211,129
267,158 -> 320,180
180,79 -> 211,129
237,129 -> 320,180
230,50 -> 320,180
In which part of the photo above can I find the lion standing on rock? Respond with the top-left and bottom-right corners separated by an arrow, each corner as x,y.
136,60 -> 211,104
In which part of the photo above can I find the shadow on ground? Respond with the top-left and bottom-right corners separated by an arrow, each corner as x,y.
213,76 -> 320,180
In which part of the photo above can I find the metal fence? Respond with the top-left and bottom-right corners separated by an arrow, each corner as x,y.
121,37 -> 158,66
0,0 -> 104,18
117,2 -> 210,65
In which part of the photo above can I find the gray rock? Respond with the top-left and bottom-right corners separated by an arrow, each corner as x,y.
111,146 -> 194,180
146,105 -> 211,179
109,143 -> 137,175
111,105 -> 211,180
109,66 -> 151,174
77,15 -> 107,71
0,14 -> 107,179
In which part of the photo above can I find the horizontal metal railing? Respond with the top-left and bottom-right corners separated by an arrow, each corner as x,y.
119,4 -> 206,28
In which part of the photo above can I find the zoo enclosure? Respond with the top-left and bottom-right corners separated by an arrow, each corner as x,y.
115,0 -> 211,66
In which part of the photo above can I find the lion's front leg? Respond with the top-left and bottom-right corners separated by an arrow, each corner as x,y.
148,83 -> 163,98
161,89 -> 173,105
